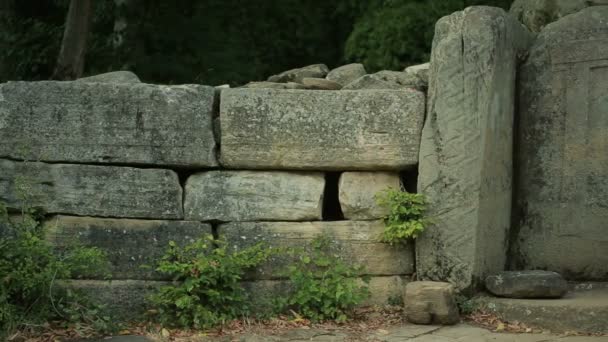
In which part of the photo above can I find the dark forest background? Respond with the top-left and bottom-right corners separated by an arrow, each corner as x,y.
0,0 -> 512,86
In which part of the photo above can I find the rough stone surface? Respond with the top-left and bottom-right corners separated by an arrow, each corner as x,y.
326,63 -> 367,86
339,172 -> 402,220
404,281 -> 459,325
44,216 -> 211,280
268,64 -> 329,83
0,159 -> 183,219
218,221 -> 414,279
76,70 -> 141,83
404,63 -> 430,89
241,81 -> 307,89
62,280 -> 164,321
514,7 -> 608,280
0,81 -> 217,167
510,0 -> 608,33
342,71 -> 424,91
416,7 -> 533,291
184,171 -> 325,222
220,89 -> 425,170
301,77 -> 342,90
475,287 -> 608,334
485,271 -> 568,299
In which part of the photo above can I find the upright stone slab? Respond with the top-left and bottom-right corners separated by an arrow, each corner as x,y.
416,7 -> 532,291
220,89 -> 425,170
218,220 -> 414,279
514,7 -> 608,280
184,171 -> 324,221
0,81 -> 217,167
0,159 -> 182,219
44,216 -> 211,280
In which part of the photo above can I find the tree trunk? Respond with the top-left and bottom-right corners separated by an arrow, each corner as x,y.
52,0 -> 92,80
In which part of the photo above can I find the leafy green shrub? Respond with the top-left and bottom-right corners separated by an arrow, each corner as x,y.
376,188 -> 429,244
277,235 -> 370,323
149,235 -> 276,329
455,294 -> 478,315
0,202 -> 113,338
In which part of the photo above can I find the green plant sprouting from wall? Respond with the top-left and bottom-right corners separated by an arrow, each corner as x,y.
376,188 -> 429,244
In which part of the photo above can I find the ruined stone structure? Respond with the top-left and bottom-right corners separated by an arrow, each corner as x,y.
1,4 -> 607,326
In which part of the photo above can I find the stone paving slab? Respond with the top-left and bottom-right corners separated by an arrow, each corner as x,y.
78,324 -> 608,341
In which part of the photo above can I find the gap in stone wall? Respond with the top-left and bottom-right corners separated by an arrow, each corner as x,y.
400,166 -> 418,193
322,172 -> 344,221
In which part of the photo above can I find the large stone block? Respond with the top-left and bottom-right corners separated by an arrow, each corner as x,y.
220,89 -> 425,170
0,81 -> 217,167
339,172 -> 402,220
0,159 -> 182,219
404,281 -> 459,325
514,7 -> 608,280
218,220 -> 414,279
184,171 -> 324,222
416,7 -> 532,291
44,216 -> 211,280
510,0 -> 608,33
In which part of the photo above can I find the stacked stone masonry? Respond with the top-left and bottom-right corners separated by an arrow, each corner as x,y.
0,77 -> 424,319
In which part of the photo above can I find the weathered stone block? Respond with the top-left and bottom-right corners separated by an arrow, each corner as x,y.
218,220 -> 414,279
267,64 -> 329,83
510,0 -> 608,33
339,172 -> 402,220
326,63 -> 367,86
301,77 -> 342,90
220,89 -> 425,170
76,71 -> 141,83
404,63 -> 430,89
485,271 -> 568,299
404,281 -> 459,325
0,159 -> 182,219
514,7 -> 608,280
62,280 -> 165,321
0,81 -> 217,167
44,216 -> 211,280
184,171 -> 324,222
416,7 -> 533,291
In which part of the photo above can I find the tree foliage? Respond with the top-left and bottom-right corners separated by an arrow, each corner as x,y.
0,0 -> 513,85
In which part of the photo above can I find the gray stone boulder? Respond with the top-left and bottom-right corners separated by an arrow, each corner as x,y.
485,271 -> 568,299
267,64 -> 329,83
416,7 -> 533,291
338,172 -> 402,220
404,281 -> 459,325
510,0 -> 608,33
301,77 -> 342,90
241,81 -> 307,89
76,70 -> 141,83
44,216 -> 211,280
326,63 -> 367,86
0,159 -> 183,219
218,220 -> 414,279
343,70 -> 425,90
0,81 -> 217,167
220,89 -> 425,170
184,171 -> 324,222
514,7 -> 608,280
404,63 -> 430,89
341,74 -> 402,90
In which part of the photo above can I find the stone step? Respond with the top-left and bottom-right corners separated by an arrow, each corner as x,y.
475,283 -> 608,334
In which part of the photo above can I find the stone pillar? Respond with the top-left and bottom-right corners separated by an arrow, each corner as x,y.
416,6 -> 532,291
514,7 -> 608,280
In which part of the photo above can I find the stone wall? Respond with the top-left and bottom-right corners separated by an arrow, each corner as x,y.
0,77 -> 425,319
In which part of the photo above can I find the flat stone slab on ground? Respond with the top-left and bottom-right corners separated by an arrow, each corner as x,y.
475,286 -> 608,334
0,81 -> 217,167
184,171 -> 324,222
44,216 -> 211,280
220,89 -> 425,170
218,220 -> 414,279
485,270 -> 568,298
0,159 -> 183,219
